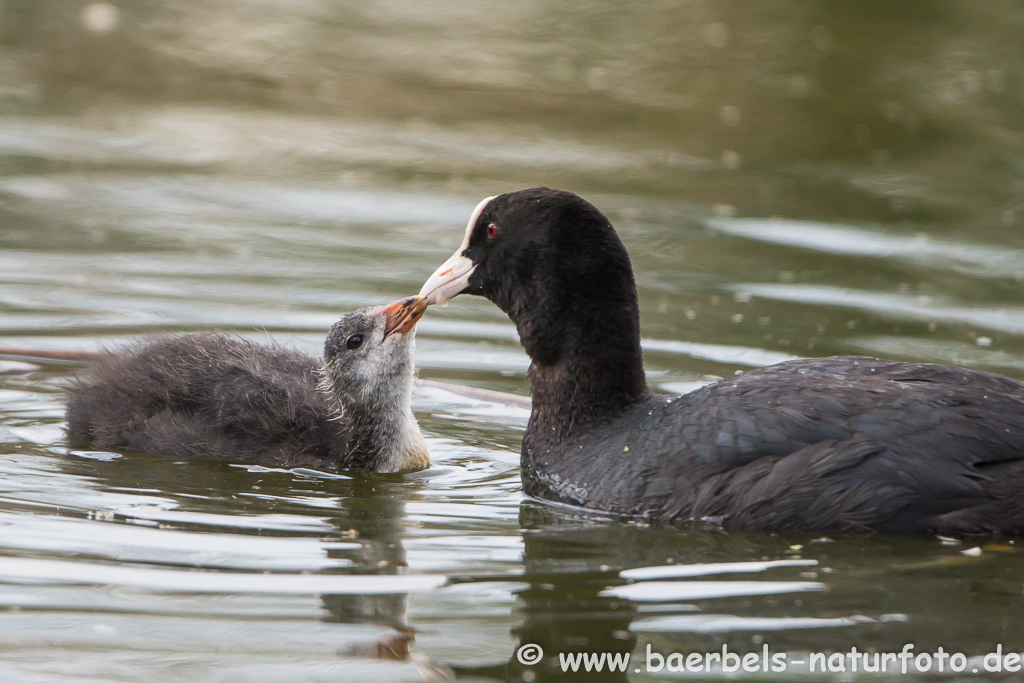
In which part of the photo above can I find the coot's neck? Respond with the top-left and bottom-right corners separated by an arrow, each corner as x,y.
511,256 -> 649,442
346,394 -> 427,472
321,365 -> 428,472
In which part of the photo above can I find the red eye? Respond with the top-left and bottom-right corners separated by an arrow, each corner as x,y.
486,223 -> 499,239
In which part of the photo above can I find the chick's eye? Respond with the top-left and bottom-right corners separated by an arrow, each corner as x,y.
345,335 -> 363,350
486,222 -> 499,239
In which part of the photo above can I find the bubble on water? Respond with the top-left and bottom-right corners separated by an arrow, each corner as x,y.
702,23 -> 730,50
720,105 -> 742,128
81,2 -> 119,34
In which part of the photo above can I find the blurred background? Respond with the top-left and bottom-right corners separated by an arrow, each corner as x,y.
1,2 -> 1024,682
3,0 -> 1024,366
4,0 -> 1023,217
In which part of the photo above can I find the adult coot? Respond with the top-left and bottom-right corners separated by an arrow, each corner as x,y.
419,188 -> 1024,533
66,296 -> 430,472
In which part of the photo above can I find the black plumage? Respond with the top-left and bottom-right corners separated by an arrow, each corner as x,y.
66,298 -> 430,472
419,188 -> 1024,534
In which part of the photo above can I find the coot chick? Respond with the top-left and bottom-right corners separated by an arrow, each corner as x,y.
419,188 -> 1024,534
66,297 -> 430,472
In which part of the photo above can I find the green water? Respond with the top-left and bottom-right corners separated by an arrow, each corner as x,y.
1,2 -> 1023,681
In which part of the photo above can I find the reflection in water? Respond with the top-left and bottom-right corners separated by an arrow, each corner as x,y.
55,453 -> 456,678
470,503 -> 1024,682
321,480 -> 414,632
506,507 -> 639,683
